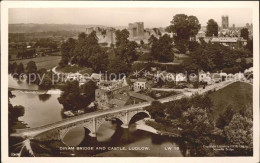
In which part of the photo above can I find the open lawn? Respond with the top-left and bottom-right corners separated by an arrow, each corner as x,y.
10,56 -> 61,70
56,65 -> 93,74
208,81 -> 253,121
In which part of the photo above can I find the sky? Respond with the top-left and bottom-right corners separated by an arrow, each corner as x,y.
9,8 -> 252,28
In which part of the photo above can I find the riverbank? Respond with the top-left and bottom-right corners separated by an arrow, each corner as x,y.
9,87 -> 62,95
136,119 -> 182,138
135,119 -> 158,134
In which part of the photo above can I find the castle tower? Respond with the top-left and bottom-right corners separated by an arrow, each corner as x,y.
222,15 -> 229,29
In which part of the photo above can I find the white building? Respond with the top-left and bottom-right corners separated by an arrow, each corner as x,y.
234,72 -> 246,81
227,74 -> 235,81
133,78 -> 147,91
176,73 -> 187,82
219,72 -> 228,81
198,71 -> 212,84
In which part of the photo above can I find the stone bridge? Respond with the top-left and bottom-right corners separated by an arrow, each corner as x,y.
11,103 -> 152,142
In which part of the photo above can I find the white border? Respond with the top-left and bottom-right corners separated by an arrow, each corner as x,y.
1,1 -> 259,163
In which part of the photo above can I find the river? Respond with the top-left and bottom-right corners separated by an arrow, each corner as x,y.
9,76 -> 184,157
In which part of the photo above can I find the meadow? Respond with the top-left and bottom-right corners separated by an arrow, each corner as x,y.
208,81 -> 253,121
10,56 -> 61,70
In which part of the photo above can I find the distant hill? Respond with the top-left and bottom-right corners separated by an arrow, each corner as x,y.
8,23 -> 127,33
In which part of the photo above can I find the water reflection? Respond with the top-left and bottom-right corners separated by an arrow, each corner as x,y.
10,92 -> 63,128
9,75 -> 39,90
38,94 -> 51,102
61,119 -> 183,157
63,127 -> 85,147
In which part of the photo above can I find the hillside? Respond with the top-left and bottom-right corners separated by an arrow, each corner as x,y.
208,81 -> 253,121
8,24 -> 127,33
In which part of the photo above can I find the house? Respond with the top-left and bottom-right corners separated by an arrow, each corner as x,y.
198,70 -> 212,84
219,72 -> 228,81
166,73 -> 176,82
176,73 -> 187,83
151,67 -> 157,72
211,73 -> 222,83
65,72 -> 83,82
97,77 -> 127,91
244,67 -> 253,81
244,67 -> 253,74
95,89 -> 111,109
211,37 -> 247,49
189,73 -> 198,82
91,73 -> 102,81
108,94 -> 130,108
227,74 -> 235,81
133,78 -> 152,92
95,85 -> 130,110
234,72 -> 246,81
63,110 -> 75,117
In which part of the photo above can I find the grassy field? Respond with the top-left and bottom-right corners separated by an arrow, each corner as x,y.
56,65 -> 93,74
10,56 -> 61,70
208,81 -> 253,121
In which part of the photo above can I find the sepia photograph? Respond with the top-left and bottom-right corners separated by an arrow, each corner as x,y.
1,1 -> 259,163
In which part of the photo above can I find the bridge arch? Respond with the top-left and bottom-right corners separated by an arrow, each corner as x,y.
61,126 -> 91,147
59,119 -> 94,143
95,117 -> 124,142
127,110 -> 151,125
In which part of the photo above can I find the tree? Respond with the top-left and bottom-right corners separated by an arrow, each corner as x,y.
26,61 -> 38,83
166,98 -> 190,119
26,61 -> 37,74
58,80 -> 96,111
9,62 -> 17,74
115,29 -> 130,47
138,53 -> 154,62
58,80 -> 81,111
73,31 -> 104,67
175,39 -> 189,54
107,56 -> 130,76
140,40 -> 144,46
8,91 -> 25,133
180,107 -> 215,156
16,52 -> 22,59
59,57 -> 69,67
115,29 -> 139,64
39,75 -> 52,90
188,41 -> 201,52
245,39 -> 253,53
189,94 -> 213,112
16,63 -> 24,75
224,113 -> 253,148
80,80 -> 97,106
151,34 -> 174,62
184,47 -> 214,72
88,50 -> 108,73
145,101 -> 166,120
60,38 -> 76,66
216,105 -> 234,129
148,34 -> 158,45
167,14 -> 201,41
240,28 -> 249,40
206,19 -> 218,37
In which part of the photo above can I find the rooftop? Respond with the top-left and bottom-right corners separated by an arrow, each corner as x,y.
128,91 -> 154,102
136,78 -> 147,82
211,37 -> 246,43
